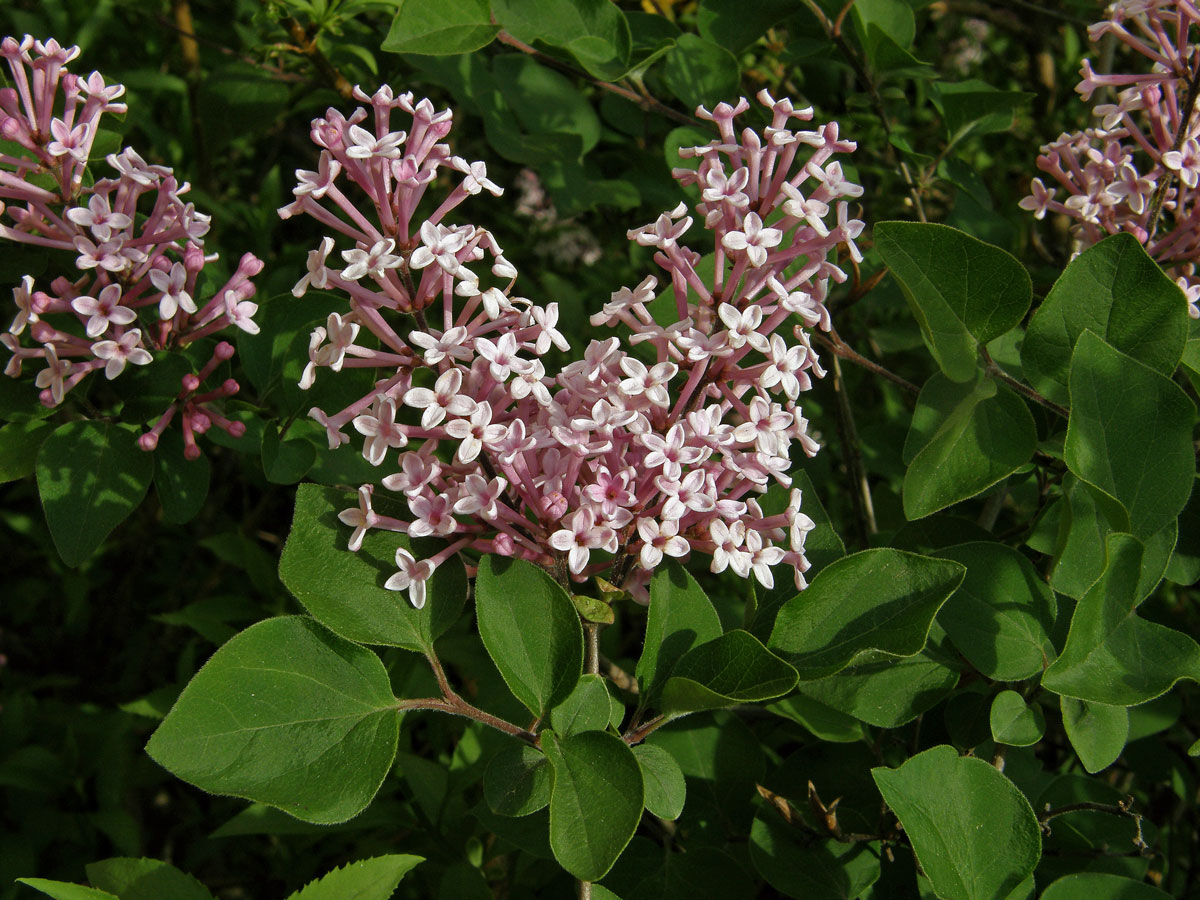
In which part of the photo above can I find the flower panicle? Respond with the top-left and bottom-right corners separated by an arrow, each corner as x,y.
0,35 -> 262,456
286,86 -> 865,608
1021,0 -> 1200,317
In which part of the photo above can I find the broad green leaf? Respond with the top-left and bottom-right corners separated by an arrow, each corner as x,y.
749,813 -> 881,900
84,859 -> 212,900
1043,534 -> 1200,706
851,0 -> 914,50
491,0 -> 632,80
875,222 -> 1032,382
934,81 -> 1033,144
278,484 -> 467,652
766,694 -> 866,743
1023,233 -> 1189,406
484,744 -> 551,817
661,630 -> 797,714
475,555 -> 583,717
152,430 -> 210,525
661,34 -> 740,110
261,423 -> 316,484
636,561 -> 722,709
1166,476 -> 1200,584
633,743 -> 686,820
1065,331 -> 1195,538
542,729 -> 643,881
769,549 -> 964,679
1040,873 -> 1172,900
902,374 -> 1036,519
748,470 -> 845,640
382,0 -> 500,55
492,55 -> 601,156
146,616 -> 399,824
287,855 -> 424,900
872,745 -> 1041,900
0,418 -> 54,483
37,421 -> 153,566
1060,697 -> 1128,774
550,674 -> 614,736
989,691 -> 1045,747
933,542 -> 1057,681
794,650 -> 959,728
15,881 -> 117,900
697,0 -> 796,53
1051,476 -> 1177,601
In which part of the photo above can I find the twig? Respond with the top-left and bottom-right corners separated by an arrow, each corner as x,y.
421,651 -> 537,743
815,330 -> 920,396
1147,45 -> 1200,240
279,16 -> 354,99
623,714 -> 668,745
979,346 -> 1069,419
830,355 -> 877,545
600,654 -> 638,694
493,30 -> 699,128
1039,797 -> 1154,857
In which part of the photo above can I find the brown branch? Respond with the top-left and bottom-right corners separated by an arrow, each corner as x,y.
421,651 -> 537,743
1039,797 -> 1153,857
1147,44 -> 1200,240
493,30 -> 699,128
979,345 -> 1069,419
280,16 -> 354,99
815,330 -> 920,396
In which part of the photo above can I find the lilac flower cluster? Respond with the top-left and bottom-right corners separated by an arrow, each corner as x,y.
283,86 -> 864,609
0,35 -> 263,457
1020,0 -> 1200,317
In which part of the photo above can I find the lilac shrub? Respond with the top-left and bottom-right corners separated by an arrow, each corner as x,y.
1020,0 -> 1200,316
0,35 -> 263,457
282,86 -> 865,606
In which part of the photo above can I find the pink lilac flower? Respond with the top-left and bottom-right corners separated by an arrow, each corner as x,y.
285,87 -> 860,607
1021,1 -> 1200,317
0,35 -> 262,455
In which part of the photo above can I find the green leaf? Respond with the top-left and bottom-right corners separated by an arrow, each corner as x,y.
661,34 -> 740,111
0,418 -> 54,483
636,560 -> 722,709
1043,533 -> 1200,706
1065,331 -> 1195,539
902,373 -> 1036,519
550,674 -> 614,736
989,690 -> 1045,747
769,548 -> 965,679
875,222 -> 1032,382
491,0 -> 632,80
1166,476 -> 1200,584
749,813 -> 881,900
872,745 -> 1041,900
794,651 -> 959,728
286,855 -> 425,900
475,554 -> 583,717
1050,476 -> 1177,601
1060,697 -> 1128,774
633,743 -> 686,820
697,0 -> 796,53
261,423 -> 316,484
146,616 -> 399,824
661,630 -> 797,714
153,429 -> 210,525
278,484 -> 467,652
492,55 -> 602,156
37,421 -> 153,566
382,0 -> 500,55
1039,873 -> 1172,900
84,859 -> 213,900
766,694 -> 866,743
933,542 -> 1057,681
1023,233 -> 1189,406
934,81 -> 1033,144
851,0 -> 914,50
484,745 -> 551,817
15,881 -> 117,900
542,729 -> 643,881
